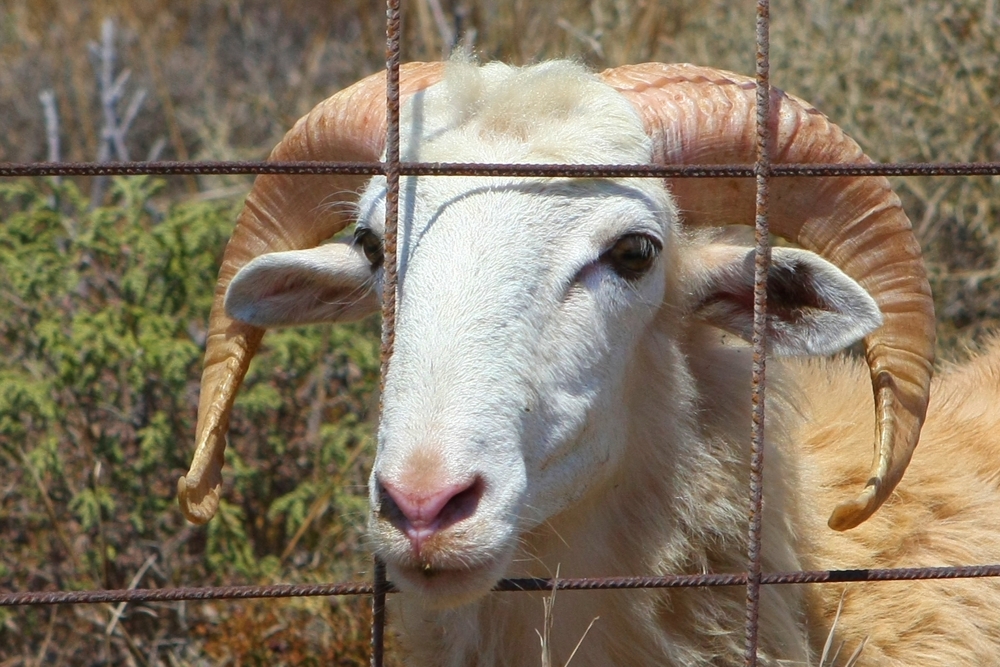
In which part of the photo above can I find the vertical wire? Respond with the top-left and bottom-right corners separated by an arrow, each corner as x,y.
371,558 -> 389,667
381,0 -> 402,374
372,0 -> 402,665
744,0 -> 772,665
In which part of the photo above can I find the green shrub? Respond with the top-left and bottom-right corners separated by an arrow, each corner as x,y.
0,177 -> 379,663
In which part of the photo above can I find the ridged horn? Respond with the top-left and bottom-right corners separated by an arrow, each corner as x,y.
601,63 -> 935,530
178,63 -> 446,524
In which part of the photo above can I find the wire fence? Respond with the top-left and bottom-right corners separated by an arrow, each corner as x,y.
4,160 -> 1000,179
3,0 -> 1000,665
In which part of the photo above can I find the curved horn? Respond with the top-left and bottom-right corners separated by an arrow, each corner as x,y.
602,63 -> 935,530
179,63 -> 446,524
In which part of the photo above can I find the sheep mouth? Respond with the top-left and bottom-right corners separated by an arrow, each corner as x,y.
385,551 -> 510,607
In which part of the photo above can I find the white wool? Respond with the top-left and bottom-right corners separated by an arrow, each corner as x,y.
400,59 -> 653,166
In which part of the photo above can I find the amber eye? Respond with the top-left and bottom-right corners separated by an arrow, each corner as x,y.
602,233 -> 661,280
354,227 -> 384,268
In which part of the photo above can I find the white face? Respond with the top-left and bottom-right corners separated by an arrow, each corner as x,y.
359,174 -> 674,605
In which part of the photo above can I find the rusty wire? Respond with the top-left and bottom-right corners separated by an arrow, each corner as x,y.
3,159 -> 1000,178
6,564 -> 1000,608
745,0 -> 772,663
4,0 -> 1000,664
372,1 -> 403,665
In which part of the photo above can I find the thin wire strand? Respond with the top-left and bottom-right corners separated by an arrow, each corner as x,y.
3,160 -> 999,178
745,1 -> 771,664
372,0 -> 403,664
6,564 -> 1000,607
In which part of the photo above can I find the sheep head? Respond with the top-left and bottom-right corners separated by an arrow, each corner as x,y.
179,62 -> 935,601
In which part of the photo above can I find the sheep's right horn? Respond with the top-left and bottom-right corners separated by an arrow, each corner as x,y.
178,63 -> 446,524
603,63 -> 935,530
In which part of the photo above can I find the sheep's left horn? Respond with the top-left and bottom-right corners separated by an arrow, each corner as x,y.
178,63 -> 446,524
602,63 -> 935,530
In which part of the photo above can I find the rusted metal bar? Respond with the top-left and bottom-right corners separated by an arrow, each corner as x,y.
380,0 -> 403,389
0,582 -> 380,606
502,564 -> 1000,590
373,0 -> 403,664
6,564 -> 1000,607
3,160 -> 1000,179
745,0 -> 772,664
0,160 -> 383,177
371,558 -> 389,667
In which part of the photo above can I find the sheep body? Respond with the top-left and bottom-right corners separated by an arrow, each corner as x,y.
794,341 -> 1000,664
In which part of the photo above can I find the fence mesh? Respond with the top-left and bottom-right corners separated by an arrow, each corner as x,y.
3,0 -> 1000,665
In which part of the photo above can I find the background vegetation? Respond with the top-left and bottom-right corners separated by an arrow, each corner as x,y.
0,0 -> 997,664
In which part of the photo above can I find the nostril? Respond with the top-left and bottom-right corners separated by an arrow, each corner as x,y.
378,476 -> 484,540
436,478 -> 483,529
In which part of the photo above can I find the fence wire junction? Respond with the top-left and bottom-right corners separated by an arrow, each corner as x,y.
3,0 -> 1000,665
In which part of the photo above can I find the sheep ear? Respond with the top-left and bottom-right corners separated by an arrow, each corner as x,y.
687,245 -> 883,356
224,243 -> 378,327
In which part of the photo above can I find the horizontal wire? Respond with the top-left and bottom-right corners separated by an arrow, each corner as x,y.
4,564 -> 1000,607
2,160 -> 1000,179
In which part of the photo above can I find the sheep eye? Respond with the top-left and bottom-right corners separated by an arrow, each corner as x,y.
603,233 -> 661,280
354,228 -> 384,269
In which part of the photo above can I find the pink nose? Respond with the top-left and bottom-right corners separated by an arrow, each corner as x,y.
378,476 -> 483,553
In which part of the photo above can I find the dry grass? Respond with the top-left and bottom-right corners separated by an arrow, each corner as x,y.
818,591 -> 867,667
1,0 -> 998,664
536,569 -> 600,667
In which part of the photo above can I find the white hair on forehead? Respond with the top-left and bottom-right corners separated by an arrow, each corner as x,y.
400,59 -> 653,166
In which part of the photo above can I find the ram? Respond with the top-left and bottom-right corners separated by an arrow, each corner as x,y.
177,61 -> 1000,665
